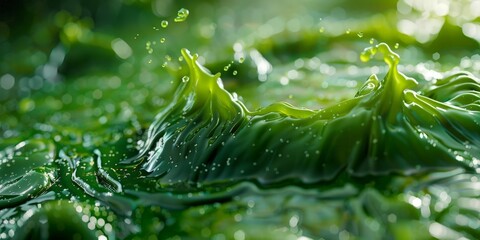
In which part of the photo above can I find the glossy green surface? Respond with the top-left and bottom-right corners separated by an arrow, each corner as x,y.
128,44 -> 479,187
2,0 -> 480,239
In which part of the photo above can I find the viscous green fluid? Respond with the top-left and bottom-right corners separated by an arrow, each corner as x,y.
127,43 -> 479,186
2,41 -> 480,239
2,13 -> 480,238
0,0 -> 480,236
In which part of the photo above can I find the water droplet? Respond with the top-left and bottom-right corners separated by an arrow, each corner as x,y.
161,20 -> 169,28
178,56 -> 184,62
182,76 -> 189,82
160,38 -> 166,43
346,28 -> 351,34
239,57 -> 245,63
319,27 -> 325,33
357,32 -> 364,38
174,8 -> 189,22
369,38 -> 375,44
233,70 -> 238,75
146,41 -> 154,54
162,62 -> 167,68
224,64 -> 231,71
394,43 -> 399,49
165,55 -> 172,61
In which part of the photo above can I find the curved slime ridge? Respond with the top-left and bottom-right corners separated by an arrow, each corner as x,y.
127,43 -> 480,186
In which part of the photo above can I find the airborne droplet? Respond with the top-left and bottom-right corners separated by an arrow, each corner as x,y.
174,8 -> 189,22
224,64 -> 231,71
161,20 -> 169,28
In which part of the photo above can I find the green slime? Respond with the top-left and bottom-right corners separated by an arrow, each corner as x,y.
125,43 -> 480,185
2,43 -> 480,239
0,140 -> 56,208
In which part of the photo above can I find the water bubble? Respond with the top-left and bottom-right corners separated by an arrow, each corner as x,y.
369,38 -> 375,44
394,43 -> 399,49
346,28 -> 351,34
239,57 -> 245,63
174,8 -> 189,22
160,38 -> 166,43
162,62 -> 168,68
357,32 -> 364,38
161,20 -> 169,28
319,27 -> 325,33
233,70 -> 238,75
182,76 -> 189,82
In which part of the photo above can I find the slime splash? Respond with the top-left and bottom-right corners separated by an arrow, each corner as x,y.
125,43 -> 480,186
2,43 -> 480,239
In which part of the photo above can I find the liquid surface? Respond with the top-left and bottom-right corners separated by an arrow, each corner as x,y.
127,44 -> 479,186
2,1 -> 480,239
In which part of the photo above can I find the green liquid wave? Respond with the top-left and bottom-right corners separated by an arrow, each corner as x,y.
125,43 -> 480,186
2,43 -> 480,239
